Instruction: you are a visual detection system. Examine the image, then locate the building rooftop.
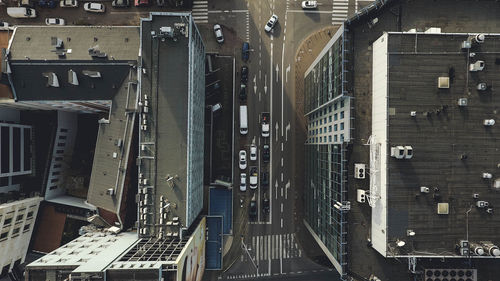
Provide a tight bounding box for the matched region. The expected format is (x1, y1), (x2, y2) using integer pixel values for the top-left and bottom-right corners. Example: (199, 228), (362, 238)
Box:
(372, 31), (500, 257)
(8, 26), (140, 61)
(6, 26), (139, 101)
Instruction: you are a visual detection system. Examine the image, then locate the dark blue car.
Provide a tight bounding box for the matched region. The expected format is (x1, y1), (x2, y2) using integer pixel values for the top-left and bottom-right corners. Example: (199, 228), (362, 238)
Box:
(39, 0), (57, 8)
(242, 42), (249, 62)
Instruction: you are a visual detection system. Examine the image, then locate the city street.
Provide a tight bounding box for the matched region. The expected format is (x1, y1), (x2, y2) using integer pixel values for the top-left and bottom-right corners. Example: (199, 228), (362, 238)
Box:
(202, 0), (359, 280)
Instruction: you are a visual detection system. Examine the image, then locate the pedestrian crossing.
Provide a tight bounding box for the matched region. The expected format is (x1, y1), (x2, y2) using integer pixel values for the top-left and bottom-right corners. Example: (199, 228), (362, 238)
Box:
(192, 0), (208, 24)
(241, 233), (302, 262)
(332, 0), (349, 25)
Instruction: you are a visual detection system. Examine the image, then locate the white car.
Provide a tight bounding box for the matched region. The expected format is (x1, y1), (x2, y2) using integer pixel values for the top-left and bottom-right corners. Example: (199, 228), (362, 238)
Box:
(239, 150), (247, 170)
(45, 18), (65, 25)
(264, 14), (278, 32)
(249, 167), (258, 189)
(250, 144), (257, 161)
(213, 24), (224, 44)
(240, 173), (247, 192)
(84, 2), (105, 12)
(301, 0), (317, 9)
(483, 119), (495, 126)
(60, 0), (78, 7)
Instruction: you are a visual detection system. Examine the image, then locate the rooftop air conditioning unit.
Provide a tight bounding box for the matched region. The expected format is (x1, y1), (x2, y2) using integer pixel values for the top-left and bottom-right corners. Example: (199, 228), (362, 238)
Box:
(159, 26), (175, 38)
(481, 242), (500, 256)
(460, 248), (470, 256)
(477, 83), (487, 91)
(470, 243), (485, 255)
(116, 139), (123, 148)
(494, 178), (500, 189)
(457, 98), (468, 106)
(473, 33), (485, 43)
(476, 201), (488, 208)
(459, 240), (469, 248)
(354, 163), (366, 179)
(438, 77), (450, 88)
(410, 111), (417, 117)
(461, 40), (472, 49)
(404, 146), (413, 159)
(482, 172), (492, 179)
(357, 189), (366, 203)
(483, 119), (495, 126)
(143, 179), (148, 186)
(469, 60), (485, 71)
(106, 188), (115, 196)
(391, 146), (405, 159)
(420, 186), (430, 193)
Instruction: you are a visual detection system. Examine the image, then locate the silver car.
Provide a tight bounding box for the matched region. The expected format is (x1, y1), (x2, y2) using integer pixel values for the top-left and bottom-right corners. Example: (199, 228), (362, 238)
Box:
(239, 150), (247, 170)
(265, 14), (278, 32)
(214, 24), (224, 43)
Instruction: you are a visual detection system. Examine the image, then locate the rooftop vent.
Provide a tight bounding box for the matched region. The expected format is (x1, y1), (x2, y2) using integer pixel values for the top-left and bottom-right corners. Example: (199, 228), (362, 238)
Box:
(88, 46), (107, 58)
(391, 146), (405, 159)
(82, 70), (101, 78)
(42, 72), (60, 87)
(469, 60), (485, 72)
(354, 163), (366, 179)
(457, 98), (468, 107)
(403, 146), (413, 159)
(477, 82), (487, 91)
(51, 37), (63, 48)
(461, 40), (472, 49)
(473, 33), (485, 44)
(68, 69), (79, 85)
(438, 77), (449, 88)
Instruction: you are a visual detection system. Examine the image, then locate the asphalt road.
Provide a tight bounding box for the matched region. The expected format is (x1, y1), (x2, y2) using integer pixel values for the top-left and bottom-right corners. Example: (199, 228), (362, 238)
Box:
(205, 0), (356, 280)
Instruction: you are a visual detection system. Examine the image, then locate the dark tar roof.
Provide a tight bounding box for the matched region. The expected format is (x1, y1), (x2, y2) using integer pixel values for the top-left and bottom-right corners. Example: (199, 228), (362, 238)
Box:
(385, 32), (500, 255)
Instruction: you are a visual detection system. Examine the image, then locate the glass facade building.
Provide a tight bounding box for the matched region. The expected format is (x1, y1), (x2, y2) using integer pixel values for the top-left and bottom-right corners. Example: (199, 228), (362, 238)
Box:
(303, 25), (350, 277)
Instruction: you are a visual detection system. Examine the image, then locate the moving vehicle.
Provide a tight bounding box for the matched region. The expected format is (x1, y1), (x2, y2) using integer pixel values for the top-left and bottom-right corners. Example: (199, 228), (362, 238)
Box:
(301, 0), (317, 9)
(239, 84), (247, 101)
(134, 0), (148, 6)
(45, 18), (65, 25)
(261, 112), (270, 137)
(112, 0), (129, 7)
(263, 144), (270, 163)
(261, 171), (269, 188)
(265, 14), (278, 32)
(250, 144), (257, 161)
(239, 150), (247, 170)
(240, 105), (248, 135)
(7, 7), (37, 18)
(249, 200), (257, 220)
(263, 196), (270, 214)
(240, 173), (247, 192)
(213, 24), (224, 43)
(59, 0), (77, 7)
(84, 2), (105, 12)
(39, 0), (57, 8)
(242, 42), (250, 61)
(240, 66), (248, 84)
(249, 167), (258, 189)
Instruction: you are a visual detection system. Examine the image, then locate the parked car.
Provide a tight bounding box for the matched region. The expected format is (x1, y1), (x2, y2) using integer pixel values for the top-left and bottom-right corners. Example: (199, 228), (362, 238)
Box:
(239, 150), (247, 170)
(7, 7), (36, 18)
(240, 173), (247, 192)
(59, 0), (77, 7)
(84, 2), (105, 12)
(261, 112), (270, 138)
(250, 144), (257, 161)
(249, 167), (258, 189)
(45, 18), (65, 25)
(263, 196), (270, 214)
(39, 0), (57, 8)
(112, 0), (129, 7)
(301, 0), (317, 9)
(265, 14), (278, 32)
(0, 22), (10, 31)
(261, 171), (269, 188)
(241, 66), (248, 84)
(239, 84), (247, 101)
(213, 24), (224, 43)
(249, 200), (257, 220)
(263, 144), (270, 163)
(242, 42), (250, 61)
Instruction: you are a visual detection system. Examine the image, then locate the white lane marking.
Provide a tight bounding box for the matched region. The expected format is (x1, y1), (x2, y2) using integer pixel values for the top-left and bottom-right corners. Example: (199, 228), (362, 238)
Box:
(286, 9), (333, 13)
(281, 142), (283, 151)
(285, 122), (291, 141)
(286, 64), (290, 83)
(275, 64), (279, 82)
(281, 42), (285, 137)
(281, 157), (283, 166)
(285, 180), (290, 199)
(281, 186), (283, 197)
(280, 234), (283, 273)
(281, 203), (283, 212)
(281, 172), (283, 182)
(281, 218), (283, 229)
(275, 180), (278, 200)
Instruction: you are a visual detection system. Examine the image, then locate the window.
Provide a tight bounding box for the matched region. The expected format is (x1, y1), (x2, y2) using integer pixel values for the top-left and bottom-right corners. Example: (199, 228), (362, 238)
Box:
(58, 135), (67, 140)
(340, 100), (344, 108)
(27, 211), (33, 219)
(319, 128), (322, 134)
(53, 164), (61, 169)
(60, 128), (68, 132)
(50, 178), (59, 183)
(49, 185), (57, 190)
(329, 126), (332, 132)
(320, 119), (322, 125)
(3, 218), (12, 226)
(329, 116), (332, 122)
(329, 105), (332, 112)
(52, 171), (60, 176)
(16, 214), (23, 222)
(12, 228), (20, 237)
(56, 150), (64, 154)
(324, 136), (326, 142)
(55, 157), (63, 161)
(334, 124), (338, 131)
(0, 232), (8, 240)
(341, 134), (344, 142)
(334, 135), (338, 142)
(329, 136), (332, 142)
(334, 113), (338, 121)
(23, 224), (30, 232)
(324, 118), (327, 123)
(340, 122), (344, 130)
(57, 143), (65, 147)
(319, 137), (322, 143)
(334, 103), (337, 110)
(340, 111), (344, 119)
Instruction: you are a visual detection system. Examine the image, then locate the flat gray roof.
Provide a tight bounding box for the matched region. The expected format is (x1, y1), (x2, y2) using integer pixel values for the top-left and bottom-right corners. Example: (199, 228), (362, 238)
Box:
(9, 26), (140, 61)
(87, 68), (137, 214)
(384, 32), (500, 255)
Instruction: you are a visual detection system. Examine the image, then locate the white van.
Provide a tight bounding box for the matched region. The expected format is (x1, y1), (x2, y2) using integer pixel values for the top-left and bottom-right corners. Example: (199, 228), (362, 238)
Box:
(7, 7), (36, 18)
(240, 105), (248, 135)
